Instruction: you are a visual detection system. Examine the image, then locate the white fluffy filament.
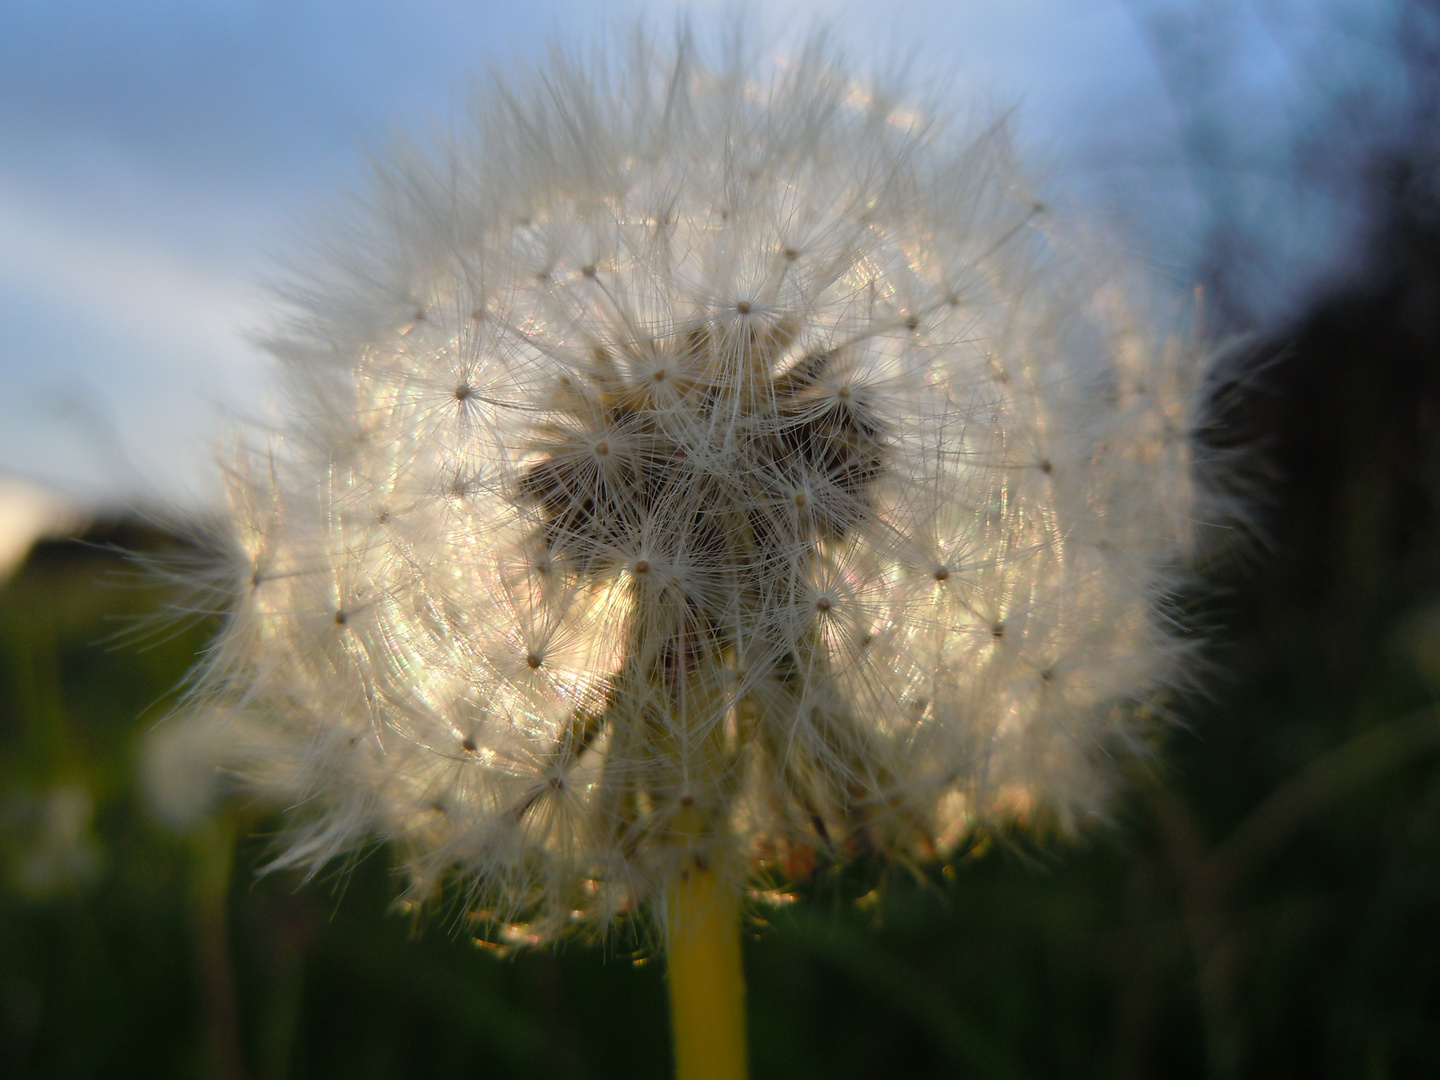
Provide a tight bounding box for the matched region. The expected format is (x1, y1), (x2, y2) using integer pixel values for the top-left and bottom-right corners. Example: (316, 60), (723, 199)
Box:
(184, 34), (1203, 941)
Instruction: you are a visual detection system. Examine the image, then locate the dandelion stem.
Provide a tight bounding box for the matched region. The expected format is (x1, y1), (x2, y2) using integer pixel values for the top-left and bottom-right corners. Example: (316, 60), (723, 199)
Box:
(665, 861), (748, 1080)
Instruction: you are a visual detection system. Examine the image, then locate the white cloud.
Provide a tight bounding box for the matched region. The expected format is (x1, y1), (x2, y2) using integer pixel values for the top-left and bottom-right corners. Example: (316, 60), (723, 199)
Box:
(0, 177), (271, 506)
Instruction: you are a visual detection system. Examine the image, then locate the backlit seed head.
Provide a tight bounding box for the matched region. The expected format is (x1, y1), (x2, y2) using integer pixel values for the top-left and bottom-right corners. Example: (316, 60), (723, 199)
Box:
(180, 32), (1210, 942)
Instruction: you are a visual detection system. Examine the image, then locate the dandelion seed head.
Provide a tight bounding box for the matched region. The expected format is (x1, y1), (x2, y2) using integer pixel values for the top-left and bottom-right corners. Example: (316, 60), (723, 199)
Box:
(183, 33), (1209, 939)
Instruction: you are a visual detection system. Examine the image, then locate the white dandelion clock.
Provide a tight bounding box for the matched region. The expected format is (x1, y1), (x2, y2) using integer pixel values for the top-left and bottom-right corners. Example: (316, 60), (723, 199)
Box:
(179, 33), (1207, 1079)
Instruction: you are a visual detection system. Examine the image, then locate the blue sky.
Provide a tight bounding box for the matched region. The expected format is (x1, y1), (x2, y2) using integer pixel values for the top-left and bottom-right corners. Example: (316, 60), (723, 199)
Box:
(0, 0), (1387, 507)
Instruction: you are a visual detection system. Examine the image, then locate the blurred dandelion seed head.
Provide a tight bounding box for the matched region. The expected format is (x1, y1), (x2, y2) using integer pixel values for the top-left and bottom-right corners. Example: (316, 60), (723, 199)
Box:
(178, 34), (1205, 939)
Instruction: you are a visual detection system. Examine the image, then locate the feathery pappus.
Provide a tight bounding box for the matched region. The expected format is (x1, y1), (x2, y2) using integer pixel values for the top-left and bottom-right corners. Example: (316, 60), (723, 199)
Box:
(175, 32), (1207, 942)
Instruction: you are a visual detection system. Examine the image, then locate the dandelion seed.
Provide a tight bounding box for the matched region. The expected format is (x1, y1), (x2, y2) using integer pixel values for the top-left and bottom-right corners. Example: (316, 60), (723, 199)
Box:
(177, 30), (1210, 1080)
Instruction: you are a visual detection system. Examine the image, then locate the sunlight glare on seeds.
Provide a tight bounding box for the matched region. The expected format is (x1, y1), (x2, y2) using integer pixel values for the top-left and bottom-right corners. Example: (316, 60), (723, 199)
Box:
(176, 31), (1210, 940)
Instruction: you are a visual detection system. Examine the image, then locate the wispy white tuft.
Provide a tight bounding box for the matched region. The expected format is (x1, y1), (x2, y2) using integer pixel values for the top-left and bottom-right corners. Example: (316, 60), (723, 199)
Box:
(175, 32), (1210, 941)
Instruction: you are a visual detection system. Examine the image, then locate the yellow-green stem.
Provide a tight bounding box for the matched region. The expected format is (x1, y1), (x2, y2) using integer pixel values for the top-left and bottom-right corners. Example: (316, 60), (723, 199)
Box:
(665, 862), (748, 1080)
